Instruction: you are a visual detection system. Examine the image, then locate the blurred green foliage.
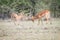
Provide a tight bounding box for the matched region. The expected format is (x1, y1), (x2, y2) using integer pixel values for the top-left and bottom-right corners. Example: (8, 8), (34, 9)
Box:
(0, 0), (60, 17)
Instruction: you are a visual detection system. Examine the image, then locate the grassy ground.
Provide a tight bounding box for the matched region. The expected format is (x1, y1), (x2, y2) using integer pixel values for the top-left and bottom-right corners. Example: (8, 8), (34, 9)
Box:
(0, 18), (60, 40)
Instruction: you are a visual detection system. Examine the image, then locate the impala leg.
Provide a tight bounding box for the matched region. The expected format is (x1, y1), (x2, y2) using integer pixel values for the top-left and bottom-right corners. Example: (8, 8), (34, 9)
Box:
(38, 19), (41, 25)
(11, 20), (16, 25)
(15, 19), (20, 25)
(49, 18), (52, 24)
(11, 16), (16, 25)
(38, 18), (43, 25)
(14, 21), (16, 25)
(32, 20), (34, 23)
(11, 17), (16, 25)
(12, 19), (19, 25)
(45, 18), (48, 24)
(17, 20), (20, 25)
(14, 21), (20, 25)
(45, 14), (49, 24)
(41, 18), (43, 25)
(45, 17), (52, 24)
(31, 18), (35, 23)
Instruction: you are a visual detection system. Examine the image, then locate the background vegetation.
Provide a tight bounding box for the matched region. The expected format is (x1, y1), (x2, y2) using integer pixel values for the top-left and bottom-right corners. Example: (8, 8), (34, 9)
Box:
(0, 0), (60, 18)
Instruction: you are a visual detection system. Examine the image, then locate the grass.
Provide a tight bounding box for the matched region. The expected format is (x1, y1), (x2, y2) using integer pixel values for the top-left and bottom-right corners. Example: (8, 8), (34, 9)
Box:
(0, 18), (60, 40)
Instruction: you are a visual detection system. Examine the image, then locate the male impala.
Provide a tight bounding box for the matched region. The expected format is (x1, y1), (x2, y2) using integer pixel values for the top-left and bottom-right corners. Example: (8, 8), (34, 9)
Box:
(31, 10), (51, 24)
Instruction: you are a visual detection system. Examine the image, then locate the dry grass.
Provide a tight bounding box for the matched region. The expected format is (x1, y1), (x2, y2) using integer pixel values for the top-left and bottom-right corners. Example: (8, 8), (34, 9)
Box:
(0, 18), (60, 40)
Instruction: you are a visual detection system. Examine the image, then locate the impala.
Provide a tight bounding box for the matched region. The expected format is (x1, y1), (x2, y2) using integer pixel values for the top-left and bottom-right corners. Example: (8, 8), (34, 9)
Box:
(31, 10), (51, 25)
(11, 12), (24, 25)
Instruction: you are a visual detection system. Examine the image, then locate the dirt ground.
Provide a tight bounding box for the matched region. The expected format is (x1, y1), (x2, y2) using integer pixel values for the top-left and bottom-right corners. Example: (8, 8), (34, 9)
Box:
(0, 18), (60, 40)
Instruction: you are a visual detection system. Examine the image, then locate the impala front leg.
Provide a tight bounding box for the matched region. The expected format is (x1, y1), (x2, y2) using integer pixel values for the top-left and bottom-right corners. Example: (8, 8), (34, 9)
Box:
(45, 18), (48, 24)
(38, 18), (41, 25)
(48, 18), (52, 24)
(32, 19), (34, 23)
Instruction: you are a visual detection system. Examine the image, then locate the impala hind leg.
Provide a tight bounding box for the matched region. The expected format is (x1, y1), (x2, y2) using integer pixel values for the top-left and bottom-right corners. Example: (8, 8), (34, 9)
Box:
(49, 18), (52, 24)
(14, 21), (20, 25)
(31, 19), (35, 23)
(45, 18), (52, 24)
(14, 21), (17, 25)
(38, 19), (40, 25)
(12, 20), (17, 25)
(12, 20), (20, 25)
(14, 20), (20, 25)
(46, 18), (48, 24)
(38, 19), (43, 25)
